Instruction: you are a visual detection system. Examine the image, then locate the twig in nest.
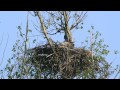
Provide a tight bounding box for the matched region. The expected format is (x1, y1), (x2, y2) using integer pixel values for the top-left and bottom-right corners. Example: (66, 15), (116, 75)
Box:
(46, 53), (54, 58)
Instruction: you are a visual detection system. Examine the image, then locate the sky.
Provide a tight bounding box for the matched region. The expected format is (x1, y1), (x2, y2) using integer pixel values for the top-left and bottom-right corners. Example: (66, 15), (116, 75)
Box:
(0, 11), (120, 78)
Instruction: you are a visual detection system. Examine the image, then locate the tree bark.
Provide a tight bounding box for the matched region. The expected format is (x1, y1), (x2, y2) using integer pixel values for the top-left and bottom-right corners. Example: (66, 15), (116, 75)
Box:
(63, 11), (73, 43)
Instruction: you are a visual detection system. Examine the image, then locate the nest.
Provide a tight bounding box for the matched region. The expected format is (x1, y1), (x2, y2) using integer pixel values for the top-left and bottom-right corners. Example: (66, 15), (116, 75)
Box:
(26, 42), (101, 79)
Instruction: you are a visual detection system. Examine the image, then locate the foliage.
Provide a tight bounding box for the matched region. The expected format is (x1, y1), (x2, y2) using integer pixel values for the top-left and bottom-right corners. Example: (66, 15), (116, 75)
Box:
(1, 11), (119, 79)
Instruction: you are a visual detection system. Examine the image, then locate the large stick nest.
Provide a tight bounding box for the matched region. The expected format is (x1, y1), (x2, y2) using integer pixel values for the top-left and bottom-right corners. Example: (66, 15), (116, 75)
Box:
(26, 42), (105, 79)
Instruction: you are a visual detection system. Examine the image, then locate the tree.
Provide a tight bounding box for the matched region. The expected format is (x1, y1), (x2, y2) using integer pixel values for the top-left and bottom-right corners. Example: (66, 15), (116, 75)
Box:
(3, 11), (119, 79)
(0, 33), (9, 79)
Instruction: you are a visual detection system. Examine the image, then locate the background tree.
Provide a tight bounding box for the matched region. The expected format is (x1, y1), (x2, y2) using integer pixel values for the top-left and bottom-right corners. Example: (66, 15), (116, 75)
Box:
(2, 11), (120, 79)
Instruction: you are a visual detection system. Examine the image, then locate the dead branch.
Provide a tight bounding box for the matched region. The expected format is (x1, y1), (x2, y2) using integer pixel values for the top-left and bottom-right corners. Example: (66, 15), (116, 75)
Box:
(63, 11), (73, 43)
(0, 33), (9, 66)
(34, 11), (55, 53)
(70, 11), (87, 30)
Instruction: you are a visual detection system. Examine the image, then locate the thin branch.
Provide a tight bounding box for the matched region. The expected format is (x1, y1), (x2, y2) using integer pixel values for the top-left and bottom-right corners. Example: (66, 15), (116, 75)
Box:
(28, 11), (35, 17)
(0, 33), (9, 66)
(114, 67), (120, 79)
(27, 35), (41, 37)
(70, 11), (87, 30)
(37, 11), (53, 45)
(31, 20), (40, 33)
(34, 11), (56, 54)
(90, 29), (93, 59)
(0, 33), (4, 47)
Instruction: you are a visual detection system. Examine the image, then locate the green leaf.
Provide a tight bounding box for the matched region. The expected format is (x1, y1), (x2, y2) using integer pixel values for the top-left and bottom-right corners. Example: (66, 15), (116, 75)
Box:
(81, 26), (83, 29)
(88, 30), (90, 32)
(91, 25), (94, 29)
(85, 39), (88, 42)
(20, 32), (23, 38)
(28, 29), (32, 32)
(17, 26), (22, 30)
(33, 39), (36, 43)
(114, 50), (119, 54)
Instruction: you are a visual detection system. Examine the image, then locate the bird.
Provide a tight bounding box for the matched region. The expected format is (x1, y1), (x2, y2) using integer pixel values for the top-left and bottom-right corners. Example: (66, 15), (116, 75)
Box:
(58, 41), (74, 48)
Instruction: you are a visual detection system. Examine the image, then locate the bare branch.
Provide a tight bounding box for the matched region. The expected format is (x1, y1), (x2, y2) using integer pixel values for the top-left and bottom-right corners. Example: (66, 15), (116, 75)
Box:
(114, 67), (120, 79)
(70, 11), (87, 30)
(37, 12), (53, 45)
(25, 12), (29, 54)
(28, 11), (35, 17)
(0, 33), (4, 47)
(34, 11), (56, 54)
(0, 33), (9, 66)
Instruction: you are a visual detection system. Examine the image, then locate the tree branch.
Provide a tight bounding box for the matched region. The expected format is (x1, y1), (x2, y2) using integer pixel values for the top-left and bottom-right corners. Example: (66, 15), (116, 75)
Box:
(63, 11), (72, 42)
(0, 33), (9, 66)
(34, 11), (55, 53)
(70, 11), (87, 30)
